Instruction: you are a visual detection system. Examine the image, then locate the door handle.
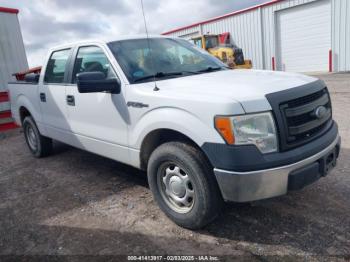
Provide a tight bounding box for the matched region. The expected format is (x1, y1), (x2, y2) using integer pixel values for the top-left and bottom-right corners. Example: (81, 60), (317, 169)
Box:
(40, 93), (46, 102)
(66, 95), (75, 106)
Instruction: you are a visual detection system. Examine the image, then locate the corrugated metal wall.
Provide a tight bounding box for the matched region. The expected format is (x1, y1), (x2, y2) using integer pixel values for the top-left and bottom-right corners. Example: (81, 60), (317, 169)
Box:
(165, 0), (350, 72)
(169, 26), (201, 38)
(261, 0), (322, 70)
(332, 0), (350, 72)
(0, 12), (28, 92)
(201, 9), (264, 69)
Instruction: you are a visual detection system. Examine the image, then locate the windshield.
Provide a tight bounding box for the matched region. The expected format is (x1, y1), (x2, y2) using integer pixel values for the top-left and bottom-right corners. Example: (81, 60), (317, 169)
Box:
(205, 36), (219, 49)
(108, 38), (227, 84)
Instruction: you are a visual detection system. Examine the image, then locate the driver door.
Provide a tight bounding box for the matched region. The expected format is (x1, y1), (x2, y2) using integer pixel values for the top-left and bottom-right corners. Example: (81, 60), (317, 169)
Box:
(65, 45), (130, 164)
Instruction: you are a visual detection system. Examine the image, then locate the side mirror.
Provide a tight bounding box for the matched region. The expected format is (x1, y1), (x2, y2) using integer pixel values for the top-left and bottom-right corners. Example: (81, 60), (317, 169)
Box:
(25, 73), (40, 84)
(76, 71), (121, 94)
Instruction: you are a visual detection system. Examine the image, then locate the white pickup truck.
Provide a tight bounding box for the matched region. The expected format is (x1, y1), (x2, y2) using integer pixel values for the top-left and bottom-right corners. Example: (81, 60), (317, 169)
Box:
(9, 36), (340, 229)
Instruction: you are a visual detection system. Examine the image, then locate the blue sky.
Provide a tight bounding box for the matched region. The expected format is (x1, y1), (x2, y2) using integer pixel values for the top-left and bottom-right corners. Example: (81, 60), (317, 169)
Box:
(1, 0), (271, 66)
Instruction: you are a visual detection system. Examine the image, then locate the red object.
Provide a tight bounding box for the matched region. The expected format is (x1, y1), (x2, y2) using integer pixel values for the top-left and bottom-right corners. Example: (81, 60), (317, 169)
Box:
(0, 111), (18, 132)
(0, 111), (11, 119)
(0, 91), (9, 103)
(0, 93), (18, 131)
(218, 32), (230, 44)
(162, 0), (282, 35)
(0, 122), (18, 132)
(272, 57), (276, 71)
(329, 49), (332, 73)
(0, 7), (19, 14)
(14, 66), (42, 81)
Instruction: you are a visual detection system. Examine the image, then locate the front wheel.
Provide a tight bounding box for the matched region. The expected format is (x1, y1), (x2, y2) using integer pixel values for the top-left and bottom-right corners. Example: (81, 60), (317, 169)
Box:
(23, 116), (52, 158)
(147, 142), (223, 229)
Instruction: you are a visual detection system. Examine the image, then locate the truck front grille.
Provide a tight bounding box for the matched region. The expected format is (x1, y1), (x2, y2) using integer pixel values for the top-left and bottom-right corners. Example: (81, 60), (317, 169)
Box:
(266, 81), (333, 151)
(280, 88), (332, 147)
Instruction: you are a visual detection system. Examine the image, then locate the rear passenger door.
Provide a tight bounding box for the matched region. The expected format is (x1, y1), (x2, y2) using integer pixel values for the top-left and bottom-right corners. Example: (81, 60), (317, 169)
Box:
(65, 45), (130, 164)
(38, 48), (72, 142)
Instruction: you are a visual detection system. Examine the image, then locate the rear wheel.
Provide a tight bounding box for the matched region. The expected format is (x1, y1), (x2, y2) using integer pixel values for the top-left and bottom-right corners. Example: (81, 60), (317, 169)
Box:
(23, 116), (52, 158)
(147, 142), (223, 229)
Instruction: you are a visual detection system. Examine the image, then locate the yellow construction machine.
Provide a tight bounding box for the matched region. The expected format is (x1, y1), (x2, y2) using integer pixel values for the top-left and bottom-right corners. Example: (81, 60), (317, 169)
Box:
(191, 33), (252, 69)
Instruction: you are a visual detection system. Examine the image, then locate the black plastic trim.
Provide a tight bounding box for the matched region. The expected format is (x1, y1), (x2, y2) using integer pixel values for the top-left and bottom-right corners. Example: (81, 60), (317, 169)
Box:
(288, 109), (331, 135)
(284, 93), (328, 117)
(8, 82), (37, 85)
(265, 80), (331, 151)
(202, 121), (338, 172)
(287, 162), (321, 191)
(288, 142), (340, 191)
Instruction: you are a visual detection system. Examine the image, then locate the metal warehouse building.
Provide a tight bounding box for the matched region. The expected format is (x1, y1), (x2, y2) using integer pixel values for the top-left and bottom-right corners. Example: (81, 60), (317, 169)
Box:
(0, 6), (28, 112)
(162, 0), (350, 73)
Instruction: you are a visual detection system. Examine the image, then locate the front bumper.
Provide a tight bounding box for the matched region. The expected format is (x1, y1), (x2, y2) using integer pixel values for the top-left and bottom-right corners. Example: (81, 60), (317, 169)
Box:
(213, 134), (341, 202)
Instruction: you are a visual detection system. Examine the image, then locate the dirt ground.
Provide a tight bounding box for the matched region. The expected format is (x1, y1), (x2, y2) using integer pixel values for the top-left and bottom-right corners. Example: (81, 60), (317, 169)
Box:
(0, 73), (349, 261)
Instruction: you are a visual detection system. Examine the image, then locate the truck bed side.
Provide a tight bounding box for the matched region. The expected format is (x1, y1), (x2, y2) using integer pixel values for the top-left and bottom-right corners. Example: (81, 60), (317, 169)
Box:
(8, 82), (42, 128)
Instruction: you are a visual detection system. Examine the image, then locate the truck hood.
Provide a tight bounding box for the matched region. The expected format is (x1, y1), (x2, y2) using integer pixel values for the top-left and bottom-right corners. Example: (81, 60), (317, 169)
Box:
(154, 69), (320, 113)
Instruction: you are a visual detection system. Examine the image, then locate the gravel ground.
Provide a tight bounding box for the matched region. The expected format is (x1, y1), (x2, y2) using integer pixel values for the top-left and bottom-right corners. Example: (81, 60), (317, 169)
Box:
(0, 73), (349, 261)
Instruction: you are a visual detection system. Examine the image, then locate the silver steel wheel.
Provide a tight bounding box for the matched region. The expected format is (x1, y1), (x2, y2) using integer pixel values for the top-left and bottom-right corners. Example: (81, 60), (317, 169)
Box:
(26, 125), (38, 151)
(157, 163), (195, 213)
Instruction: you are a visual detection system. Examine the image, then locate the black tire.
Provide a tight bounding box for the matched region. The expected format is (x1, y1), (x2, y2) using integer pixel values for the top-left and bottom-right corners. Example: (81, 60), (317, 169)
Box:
(147, 142), (223, 229)
(23, 116), (52, 158)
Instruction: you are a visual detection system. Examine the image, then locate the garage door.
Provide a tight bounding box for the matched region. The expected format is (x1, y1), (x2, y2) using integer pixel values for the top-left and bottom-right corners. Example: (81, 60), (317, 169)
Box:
(276, 0), (331, 72)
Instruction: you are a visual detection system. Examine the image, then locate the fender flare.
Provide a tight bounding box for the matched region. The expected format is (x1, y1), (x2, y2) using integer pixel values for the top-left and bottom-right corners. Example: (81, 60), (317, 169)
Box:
(130, 107), (224, 150)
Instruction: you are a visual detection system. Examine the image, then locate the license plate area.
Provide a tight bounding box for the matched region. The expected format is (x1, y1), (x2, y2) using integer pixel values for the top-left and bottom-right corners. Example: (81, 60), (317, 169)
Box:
(319, 149), (337, 176)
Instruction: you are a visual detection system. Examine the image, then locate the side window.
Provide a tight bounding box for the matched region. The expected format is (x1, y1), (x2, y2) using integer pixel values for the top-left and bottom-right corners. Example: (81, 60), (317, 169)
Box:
(72, 46), (116, 83)
(193, 38), (202, 48)
(44, 49), (71, 84)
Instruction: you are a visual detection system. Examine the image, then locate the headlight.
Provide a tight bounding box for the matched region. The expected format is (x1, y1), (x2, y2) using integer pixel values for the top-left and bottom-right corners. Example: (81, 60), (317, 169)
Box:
(214, 112), (278, 153)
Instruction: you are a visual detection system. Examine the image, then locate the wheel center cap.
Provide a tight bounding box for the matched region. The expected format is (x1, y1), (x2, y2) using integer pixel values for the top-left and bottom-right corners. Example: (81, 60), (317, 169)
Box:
(169, 176), (185, 197)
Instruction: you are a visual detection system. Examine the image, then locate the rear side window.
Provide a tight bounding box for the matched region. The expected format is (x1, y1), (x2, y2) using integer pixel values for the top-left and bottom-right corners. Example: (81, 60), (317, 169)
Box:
(44, 49), (71, 84)
(72, 46), (116, 83)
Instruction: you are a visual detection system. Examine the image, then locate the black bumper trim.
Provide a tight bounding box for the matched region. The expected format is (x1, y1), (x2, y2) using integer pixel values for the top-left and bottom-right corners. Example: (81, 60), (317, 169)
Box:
(288, 142), (340, 191)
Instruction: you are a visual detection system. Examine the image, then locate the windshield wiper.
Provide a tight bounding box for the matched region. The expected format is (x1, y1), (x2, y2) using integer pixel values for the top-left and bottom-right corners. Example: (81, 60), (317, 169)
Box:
(133, 67), (225, 82)
(180, 70), (201, 75)
(197, 66), (224, 73)
(134, 72), (183, 82)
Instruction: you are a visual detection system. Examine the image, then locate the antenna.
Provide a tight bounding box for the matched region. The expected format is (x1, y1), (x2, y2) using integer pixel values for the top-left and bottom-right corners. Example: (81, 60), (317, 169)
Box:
(140, 0), (159, 91)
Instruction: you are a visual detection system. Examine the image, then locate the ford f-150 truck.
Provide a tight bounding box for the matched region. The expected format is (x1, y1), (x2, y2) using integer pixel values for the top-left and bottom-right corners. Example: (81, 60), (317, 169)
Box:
(8, 36), (340, 229)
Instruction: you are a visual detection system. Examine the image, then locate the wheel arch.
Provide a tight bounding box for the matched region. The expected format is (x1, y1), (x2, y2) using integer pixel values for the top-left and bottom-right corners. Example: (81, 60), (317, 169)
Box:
(139, 128), (212, 171)
(19, 106), (32, 124)
(15, 94), (40, 125)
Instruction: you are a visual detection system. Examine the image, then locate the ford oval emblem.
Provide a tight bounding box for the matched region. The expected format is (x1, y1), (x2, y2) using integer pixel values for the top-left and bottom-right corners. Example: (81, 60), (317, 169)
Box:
(315, 106), (327, 119)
